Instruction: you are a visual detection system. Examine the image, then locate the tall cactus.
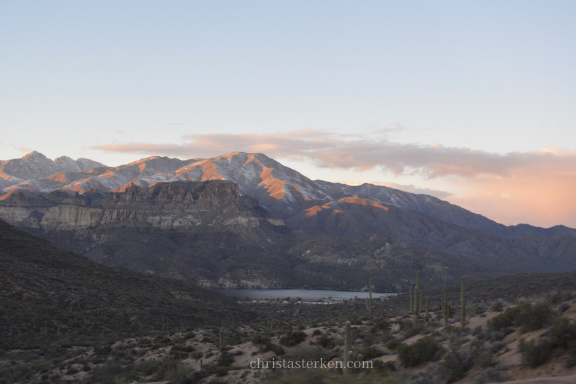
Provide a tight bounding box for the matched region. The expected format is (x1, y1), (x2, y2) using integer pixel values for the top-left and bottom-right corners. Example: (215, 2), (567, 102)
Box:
(267, 314), (273, 335)
(425, 296), (429, 324)
(343, 321), (364, 374)
(365, 279), (373, 322)
(344, 321), (352, 374)
(409, 286), (414, 314)
(461, 276), (466, 328)
(219, 322), (227, 349)
(410, 271), (421, 327)
(441, 286), (451, 324)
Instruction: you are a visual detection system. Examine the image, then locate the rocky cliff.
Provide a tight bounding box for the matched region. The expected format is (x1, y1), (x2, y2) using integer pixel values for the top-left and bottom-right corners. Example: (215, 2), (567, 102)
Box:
(0, 180), (505, 291)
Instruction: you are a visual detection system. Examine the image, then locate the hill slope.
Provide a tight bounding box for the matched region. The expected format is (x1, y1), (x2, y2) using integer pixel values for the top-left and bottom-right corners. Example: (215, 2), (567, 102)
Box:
(0, 218), (253, 349)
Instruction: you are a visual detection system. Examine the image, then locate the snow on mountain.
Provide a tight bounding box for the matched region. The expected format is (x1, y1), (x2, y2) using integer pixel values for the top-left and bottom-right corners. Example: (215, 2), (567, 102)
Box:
(168, 152), (331, 215)
(0, 151), (107, 191)
(1, 151), (574, 237)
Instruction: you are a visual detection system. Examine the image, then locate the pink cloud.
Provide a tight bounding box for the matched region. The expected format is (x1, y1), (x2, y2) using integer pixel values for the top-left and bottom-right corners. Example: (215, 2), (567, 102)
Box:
(93, 130), (576, 227)
(93, 130), (576, 179)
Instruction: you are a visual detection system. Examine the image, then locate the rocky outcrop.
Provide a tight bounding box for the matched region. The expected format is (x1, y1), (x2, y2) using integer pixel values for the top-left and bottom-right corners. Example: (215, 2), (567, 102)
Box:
(41, 206), (104, 228)
(0, 180), (280, 232)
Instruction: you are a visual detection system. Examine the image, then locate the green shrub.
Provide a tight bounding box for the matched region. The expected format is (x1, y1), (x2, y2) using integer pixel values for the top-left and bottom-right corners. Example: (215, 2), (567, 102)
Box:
(316, 335), (336, 349)
(252, 334), (270, 345)
(217, 351), (235, 367)
(518, 338), (553, 368)
(398, 337), (442, 367)
(491, 301), (504, 312)
(164, 364), (194, 384)
(280, 331), (307, 347)
(551, 317), (576, 348)
(373, 360), (396, 373)
(476, 368), (508, 384)
(490, 303), (552, 332)
(360, 346), (384, 360)
(215, 366), (229, 376)
(514, 303), (553, 332)
(387, 341), (401, 350)
(441, 347), (474, 383)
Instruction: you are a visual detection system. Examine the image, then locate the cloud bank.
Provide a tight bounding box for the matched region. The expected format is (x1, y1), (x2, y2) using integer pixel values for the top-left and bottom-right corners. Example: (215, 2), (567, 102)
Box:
(93, 130), (576, 228)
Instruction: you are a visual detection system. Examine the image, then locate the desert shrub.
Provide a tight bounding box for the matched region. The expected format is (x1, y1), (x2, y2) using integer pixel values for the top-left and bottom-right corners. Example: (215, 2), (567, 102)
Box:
(546, 290), (574, 305)
(164, 364), (194, 384)
(258, 340), (285, 355)
(475, 328), (509, 343)
(474, 349), (495, 369)
(360, 346), (384, 360)
(405, 363), (446, 384)
(93, 344), (112, 355)
(557, 302), (570, 315)
(387, 341), (402, 351)
(350, 317), (362, 325)
(283, 346), (334, 366)
(373, 319), (390, 332)
(373, 360), (396, 373)
(490, 301), (504, 312)
(252, 334), (270, 345)
(551, 317), (576, 348)
(270, 344), (285, 356)
(316, 335), (336, 349)
(514, 303), (553, 332)
(441, 346), (475, 383)
(90, 362), (123, 382)
(476, 368), (508, 384)
(312, 329), (322, 336)
(214, 366), (229, 376)
(217, 351), (235, 367)
(518, 338), (553, 368)
(398, 337), (442, 367)
(400, 321), (425, 338)
(474, 306), (487, 315)
(280, 331), (307, 347)
(487, 341), (506, 354)
(489, 302), (552, 332)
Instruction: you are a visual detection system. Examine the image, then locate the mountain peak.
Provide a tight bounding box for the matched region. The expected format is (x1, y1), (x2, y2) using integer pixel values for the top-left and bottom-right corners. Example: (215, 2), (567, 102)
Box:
(23, 151), (47, 161)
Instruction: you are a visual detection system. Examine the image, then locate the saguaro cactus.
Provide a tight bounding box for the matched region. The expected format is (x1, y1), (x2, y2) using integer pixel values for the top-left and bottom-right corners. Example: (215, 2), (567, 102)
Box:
(441, 287), (451, 324)
(425, 296), (429, 324)
(267, 314), (273, 335)
(219, 322), (227, 349)
(344, 321), (352, 374)
(410, 271), (421, 327)
(365, 279), (373, 322)
(461, 276), (466, 328)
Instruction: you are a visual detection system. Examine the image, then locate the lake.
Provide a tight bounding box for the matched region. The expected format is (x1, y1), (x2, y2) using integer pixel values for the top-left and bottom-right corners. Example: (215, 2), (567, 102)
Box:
(214, 288), (396, 301)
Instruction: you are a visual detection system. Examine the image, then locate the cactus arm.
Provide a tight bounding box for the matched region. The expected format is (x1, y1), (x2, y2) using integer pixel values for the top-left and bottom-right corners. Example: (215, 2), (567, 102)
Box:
(461, 276), (466, 328)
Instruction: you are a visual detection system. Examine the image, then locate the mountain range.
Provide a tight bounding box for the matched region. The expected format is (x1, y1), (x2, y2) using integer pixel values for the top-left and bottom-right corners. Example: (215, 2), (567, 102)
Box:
(1, 151), (576, 290)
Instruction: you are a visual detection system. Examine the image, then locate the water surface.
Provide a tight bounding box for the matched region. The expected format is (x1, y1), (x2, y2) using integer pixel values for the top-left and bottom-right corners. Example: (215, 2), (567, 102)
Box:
(215, 289), (396, 301)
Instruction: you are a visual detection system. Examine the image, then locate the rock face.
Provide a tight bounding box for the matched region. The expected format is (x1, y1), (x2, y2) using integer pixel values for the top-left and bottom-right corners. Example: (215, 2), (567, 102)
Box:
(0, 180), (508, 291)
(0, 180), (269, 232)
(2, 180), (576, 291)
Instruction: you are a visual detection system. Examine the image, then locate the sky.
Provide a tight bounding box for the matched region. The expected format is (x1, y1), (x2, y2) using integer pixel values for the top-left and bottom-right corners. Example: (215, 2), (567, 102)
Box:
(1, 1), (575, 228)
